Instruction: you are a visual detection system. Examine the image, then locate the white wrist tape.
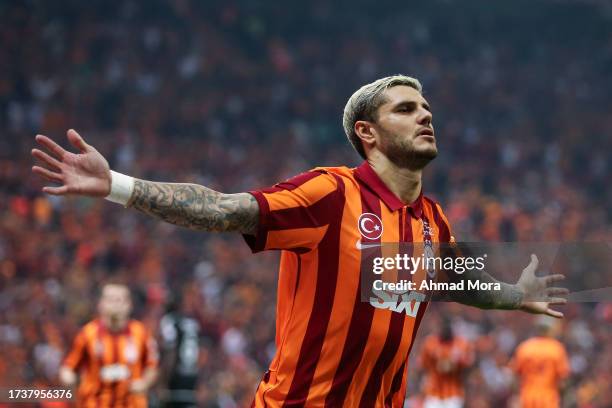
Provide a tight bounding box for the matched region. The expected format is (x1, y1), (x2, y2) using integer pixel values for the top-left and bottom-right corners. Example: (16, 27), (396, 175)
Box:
(105, 170), (135, 206)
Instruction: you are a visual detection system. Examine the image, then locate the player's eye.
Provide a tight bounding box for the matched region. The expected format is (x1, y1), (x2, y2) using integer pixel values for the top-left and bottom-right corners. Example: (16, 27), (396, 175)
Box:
(396, 102), (417, 113)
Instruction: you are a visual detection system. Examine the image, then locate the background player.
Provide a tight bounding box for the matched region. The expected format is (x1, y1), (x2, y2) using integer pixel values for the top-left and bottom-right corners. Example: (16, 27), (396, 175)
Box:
(158, 294), (202, 408)
(419, 317), (473, 408)
(510, 316), (570, 408)
(59, 282), (158, 408)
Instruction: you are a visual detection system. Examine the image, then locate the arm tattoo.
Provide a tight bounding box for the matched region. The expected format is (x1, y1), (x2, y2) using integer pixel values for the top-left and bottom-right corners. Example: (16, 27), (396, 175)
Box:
(439, 244), (523, 310)
(127, 179), (259, 235)
(449, 268), (523, 310)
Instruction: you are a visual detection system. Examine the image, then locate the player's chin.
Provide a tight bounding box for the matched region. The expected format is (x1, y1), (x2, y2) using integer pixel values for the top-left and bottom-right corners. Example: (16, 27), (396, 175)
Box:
(415, 145), (438, 160)
(401, 148), (438, 170)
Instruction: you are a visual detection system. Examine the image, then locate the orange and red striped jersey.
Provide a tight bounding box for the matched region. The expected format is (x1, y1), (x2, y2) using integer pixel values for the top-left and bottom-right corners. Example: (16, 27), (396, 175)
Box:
(244, 162), (454, 407)
(511, 337), (570, 408)
(419, 335), (473, 399)
(62, 319), (158, 408)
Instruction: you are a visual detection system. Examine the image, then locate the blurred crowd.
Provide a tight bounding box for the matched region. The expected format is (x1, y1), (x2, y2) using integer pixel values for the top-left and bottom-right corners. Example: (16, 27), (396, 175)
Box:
(1, 0), (611, 407)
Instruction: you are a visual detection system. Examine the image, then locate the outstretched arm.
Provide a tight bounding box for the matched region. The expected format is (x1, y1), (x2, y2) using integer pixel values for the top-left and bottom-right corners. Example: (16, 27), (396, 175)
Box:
(441, 245), (568, 318)
(128, 181), (258, 234)
(32, 129), (259, 235)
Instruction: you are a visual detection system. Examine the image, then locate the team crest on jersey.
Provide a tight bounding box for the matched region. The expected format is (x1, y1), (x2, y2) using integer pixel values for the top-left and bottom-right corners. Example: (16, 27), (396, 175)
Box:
(357, 213), (383, 240)
(422, 219), (434, 237)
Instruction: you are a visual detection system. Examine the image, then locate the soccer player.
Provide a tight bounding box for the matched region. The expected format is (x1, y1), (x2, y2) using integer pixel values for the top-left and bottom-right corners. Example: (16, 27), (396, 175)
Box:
(159, 296), (202, 408)
(510, 317), (570, 408)
(59, 282), (158, 407)
(419, 318), (473, 408)
(34, 75), (567, 406)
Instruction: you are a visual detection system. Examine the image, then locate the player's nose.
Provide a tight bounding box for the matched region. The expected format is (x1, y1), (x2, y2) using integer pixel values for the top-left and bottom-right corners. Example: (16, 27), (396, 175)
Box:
(417, 108), (432, 127)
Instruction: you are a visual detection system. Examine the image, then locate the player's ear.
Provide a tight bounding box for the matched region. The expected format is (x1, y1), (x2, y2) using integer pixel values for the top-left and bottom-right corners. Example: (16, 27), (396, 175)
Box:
(355, 120), (376, 150)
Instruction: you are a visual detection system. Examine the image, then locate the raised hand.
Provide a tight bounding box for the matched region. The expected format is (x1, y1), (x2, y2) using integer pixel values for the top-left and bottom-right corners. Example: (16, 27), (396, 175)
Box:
(516, 254), (568, 318)
(32, 129), (112, 197)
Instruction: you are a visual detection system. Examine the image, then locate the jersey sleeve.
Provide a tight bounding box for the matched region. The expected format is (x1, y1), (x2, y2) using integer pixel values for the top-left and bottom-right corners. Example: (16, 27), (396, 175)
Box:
(142, 328), (159, 369)
(62, 329), (87, 370)
(556, 343), (570, 380)
(159, 314), (177, 350)
(457, 339), (474, 368)
(243, 170), (341, 253)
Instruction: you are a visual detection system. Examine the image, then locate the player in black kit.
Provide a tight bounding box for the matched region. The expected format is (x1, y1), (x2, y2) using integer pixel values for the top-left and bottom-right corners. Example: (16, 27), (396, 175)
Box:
(159, 296), (202, 408)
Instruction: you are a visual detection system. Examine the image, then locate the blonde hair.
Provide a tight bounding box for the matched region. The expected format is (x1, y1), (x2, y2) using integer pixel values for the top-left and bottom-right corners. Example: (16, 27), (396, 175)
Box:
(343, 75), (423, 159)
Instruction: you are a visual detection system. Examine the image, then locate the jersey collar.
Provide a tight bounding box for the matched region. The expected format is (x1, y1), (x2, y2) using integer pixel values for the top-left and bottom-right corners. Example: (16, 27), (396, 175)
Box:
(97, 318), (132, 336)
(354, 161), (423, 218)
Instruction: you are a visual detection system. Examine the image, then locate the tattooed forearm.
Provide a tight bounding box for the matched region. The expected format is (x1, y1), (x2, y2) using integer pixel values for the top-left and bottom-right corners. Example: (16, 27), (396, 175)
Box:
(127, 180), (259, 235)
(449, 269), (524, 310)
(439, 244), (524, 310)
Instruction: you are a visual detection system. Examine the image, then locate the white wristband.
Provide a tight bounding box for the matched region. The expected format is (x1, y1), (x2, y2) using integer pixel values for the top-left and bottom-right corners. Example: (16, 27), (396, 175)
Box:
(105, 170), (135, 206)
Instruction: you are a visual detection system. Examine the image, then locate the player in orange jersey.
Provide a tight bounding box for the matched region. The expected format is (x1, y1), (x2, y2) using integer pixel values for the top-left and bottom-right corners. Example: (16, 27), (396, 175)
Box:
(34, 75), (567, 407)
(419, 318), (473, 408)
(511, 317), (570, 408)
(59, 283), (158, 408)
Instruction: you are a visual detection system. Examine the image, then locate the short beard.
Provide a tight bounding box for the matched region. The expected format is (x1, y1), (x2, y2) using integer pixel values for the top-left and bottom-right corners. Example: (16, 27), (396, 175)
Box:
(381, 136), (438, 170)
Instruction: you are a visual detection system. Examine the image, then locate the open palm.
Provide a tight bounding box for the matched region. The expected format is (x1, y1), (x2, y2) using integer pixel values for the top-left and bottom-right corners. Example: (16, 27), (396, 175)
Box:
(32, 129), (111, 197)
(516, 254), (568, 318)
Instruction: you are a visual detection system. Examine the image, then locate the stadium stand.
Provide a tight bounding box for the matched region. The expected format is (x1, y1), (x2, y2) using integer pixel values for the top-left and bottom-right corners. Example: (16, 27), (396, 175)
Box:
(1, 0), (610, 406)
